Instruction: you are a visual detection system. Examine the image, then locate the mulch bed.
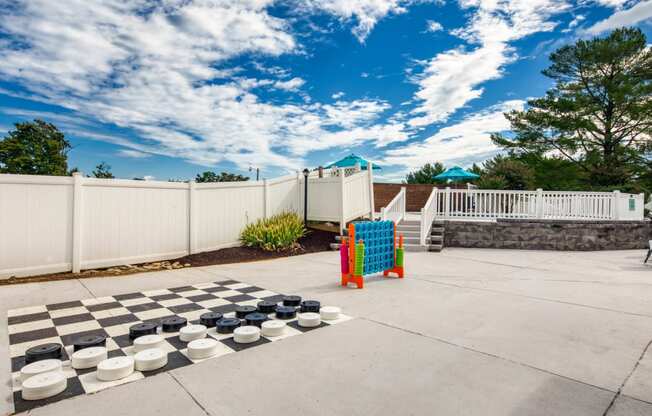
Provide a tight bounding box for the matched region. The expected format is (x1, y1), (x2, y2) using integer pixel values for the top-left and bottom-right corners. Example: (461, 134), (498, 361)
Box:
(173, 228), (336, 266)
(0, 228), (337, 286)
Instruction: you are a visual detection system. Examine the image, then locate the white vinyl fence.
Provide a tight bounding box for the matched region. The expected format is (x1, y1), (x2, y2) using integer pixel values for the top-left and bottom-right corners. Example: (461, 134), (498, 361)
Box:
(0, 169), (375, 279)
(299, 166), (375, 231)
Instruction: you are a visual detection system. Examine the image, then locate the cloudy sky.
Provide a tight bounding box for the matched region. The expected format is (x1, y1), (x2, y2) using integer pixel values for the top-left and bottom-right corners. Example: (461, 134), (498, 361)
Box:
(0, 0), (650, 181)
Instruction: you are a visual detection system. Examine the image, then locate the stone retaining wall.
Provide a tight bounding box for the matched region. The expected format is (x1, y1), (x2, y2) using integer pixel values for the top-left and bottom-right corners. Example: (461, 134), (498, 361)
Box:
(443, 219), (652, 251)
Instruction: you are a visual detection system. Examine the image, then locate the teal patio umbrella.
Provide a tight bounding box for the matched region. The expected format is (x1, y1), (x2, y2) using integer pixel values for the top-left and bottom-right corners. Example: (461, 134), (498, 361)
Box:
(434, 166), (479, 182)
(324, 154), (381, 170)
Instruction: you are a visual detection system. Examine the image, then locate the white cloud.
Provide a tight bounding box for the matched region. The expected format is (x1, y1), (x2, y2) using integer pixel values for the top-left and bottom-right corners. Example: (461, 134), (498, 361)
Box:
(408, 43), (513, 127)
(424, 20), (443, 32)
(563, 14), (586, 32)
(300, 0), (414, 42)
(119, 149), (151, 158)
(589, 0), (631, 8)
(586, 1), (652, 35)
(384, 100), (526, 169)
(409, 0), (569, 127)
(331, 91), (346, 99)
(273, 77), (306, 91)
(0, 0), (406, 170)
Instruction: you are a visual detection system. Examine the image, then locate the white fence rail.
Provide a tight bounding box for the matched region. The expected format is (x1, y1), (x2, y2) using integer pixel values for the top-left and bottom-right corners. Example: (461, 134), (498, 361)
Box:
(381, 186), (406, 224)
(0, 169), (375, 278)
(430, 188), (643, 222)
(420, 188), (439, 246)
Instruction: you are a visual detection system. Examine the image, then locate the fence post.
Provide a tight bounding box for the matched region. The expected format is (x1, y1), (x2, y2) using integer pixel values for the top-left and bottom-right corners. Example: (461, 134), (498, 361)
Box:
(536, 188), (543, 219)
(613, 190), (620, 220)
(340, 168), (346, 233)
(444, 187), (451, 218)
(188, 180), (198, 254)
(71, 172), (84, 273)
(400, 186), (406, 222)
(263, 179), (270, 219)
(367, 162), (375, 219)
(296, 171), (302, 216)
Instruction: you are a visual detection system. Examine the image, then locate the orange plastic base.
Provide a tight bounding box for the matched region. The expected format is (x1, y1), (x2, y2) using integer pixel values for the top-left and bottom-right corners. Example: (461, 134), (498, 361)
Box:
(341, 273), (364, 289)
(383, 266), (404, 278)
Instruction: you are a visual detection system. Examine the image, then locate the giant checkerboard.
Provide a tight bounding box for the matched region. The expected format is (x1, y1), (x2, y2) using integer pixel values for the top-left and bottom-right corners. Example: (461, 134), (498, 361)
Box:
(7, 278), (350, 413)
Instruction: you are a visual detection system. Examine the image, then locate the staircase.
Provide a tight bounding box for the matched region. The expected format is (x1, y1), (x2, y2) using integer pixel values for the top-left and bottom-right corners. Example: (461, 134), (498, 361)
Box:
(330, 186), (446, 252)
(398, 219), (444, 252)
(329, 219), (444, 252)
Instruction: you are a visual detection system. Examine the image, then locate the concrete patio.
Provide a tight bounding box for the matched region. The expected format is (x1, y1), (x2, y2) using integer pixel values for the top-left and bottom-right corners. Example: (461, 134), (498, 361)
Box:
(2, 248), (652, 416)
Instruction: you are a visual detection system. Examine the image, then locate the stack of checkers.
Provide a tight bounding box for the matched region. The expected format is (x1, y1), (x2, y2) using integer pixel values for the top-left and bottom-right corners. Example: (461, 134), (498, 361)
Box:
(9, 279), (347, 413)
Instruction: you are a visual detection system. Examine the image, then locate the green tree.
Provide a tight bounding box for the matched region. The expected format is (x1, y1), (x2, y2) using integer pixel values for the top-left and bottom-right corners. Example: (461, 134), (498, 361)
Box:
(492, 27), (652, 188)
(0, 119), (71, 175)
(195, 171), (250, 183)
(404, 162), (445, 184)
(92, 162), (114, 179)
(477, 155), (535, 190)
(514, 153), (586, 190)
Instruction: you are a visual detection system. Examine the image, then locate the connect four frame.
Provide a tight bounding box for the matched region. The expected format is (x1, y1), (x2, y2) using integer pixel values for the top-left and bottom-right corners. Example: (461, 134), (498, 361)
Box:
(340, 220), (404, 289)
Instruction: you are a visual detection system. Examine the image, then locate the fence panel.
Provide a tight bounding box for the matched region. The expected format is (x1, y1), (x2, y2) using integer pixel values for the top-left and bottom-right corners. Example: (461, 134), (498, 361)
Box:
(267, 175), (300, 216)
(81, 179), (189, 269)
(301, 176), (341, 221)
(343, 171), (371, 222)
(195, 182), (265, 252)
(0, 175), (74, 277)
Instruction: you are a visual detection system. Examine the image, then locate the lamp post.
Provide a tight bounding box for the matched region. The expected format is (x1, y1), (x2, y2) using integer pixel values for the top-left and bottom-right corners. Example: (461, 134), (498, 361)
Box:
(249, 165), (260, 181)
(303, 168), (310, 225)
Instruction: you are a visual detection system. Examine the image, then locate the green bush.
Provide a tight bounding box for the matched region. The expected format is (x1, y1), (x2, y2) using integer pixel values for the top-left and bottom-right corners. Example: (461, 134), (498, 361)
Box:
(240, 212), (307, 251)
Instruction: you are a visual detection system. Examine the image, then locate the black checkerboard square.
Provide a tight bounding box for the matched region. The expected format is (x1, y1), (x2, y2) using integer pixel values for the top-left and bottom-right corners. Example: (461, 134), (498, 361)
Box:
(150, 293), (181, 301)
(46, 301), (83, 311)
(112, 292), (145, 301)
(8, 311), (50, 325)
(86, 301), (122, 312)
(223, 294), (255, 303)
(52, 313), (95, 326)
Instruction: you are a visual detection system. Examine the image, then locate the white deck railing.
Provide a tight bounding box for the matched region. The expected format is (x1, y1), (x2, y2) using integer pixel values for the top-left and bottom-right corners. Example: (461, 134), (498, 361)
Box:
(381, 186), (406, 223)
(432, 188), (643, 221)
(420, 188), (439, 245)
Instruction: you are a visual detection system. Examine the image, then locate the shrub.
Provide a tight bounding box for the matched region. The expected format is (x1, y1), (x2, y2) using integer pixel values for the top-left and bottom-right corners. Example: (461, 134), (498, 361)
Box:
(240, 212), (307, 251)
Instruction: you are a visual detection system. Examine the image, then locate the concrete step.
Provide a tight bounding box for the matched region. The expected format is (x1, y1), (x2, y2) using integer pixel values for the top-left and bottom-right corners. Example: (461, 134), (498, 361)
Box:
(403, 243), (427, 252)
(400, 220), (420, 226)
(403, 237), (421, 245)
(397, 231), (420, 238)
(429, 235), (443, 242)
(431, 226), (445, 234)
(397, 224), (420, 231)
(429, 244), (443, 252)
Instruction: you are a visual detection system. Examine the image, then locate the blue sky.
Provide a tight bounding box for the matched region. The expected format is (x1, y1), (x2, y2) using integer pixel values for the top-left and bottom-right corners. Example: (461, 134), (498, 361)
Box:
(0, 0), (651, 182)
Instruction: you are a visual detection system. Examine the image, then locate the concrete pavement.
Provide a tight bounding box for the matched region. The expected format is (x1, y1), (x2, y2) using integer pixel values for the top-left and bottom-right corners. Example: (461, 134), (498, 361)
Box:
(2, 248), (652, 415)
